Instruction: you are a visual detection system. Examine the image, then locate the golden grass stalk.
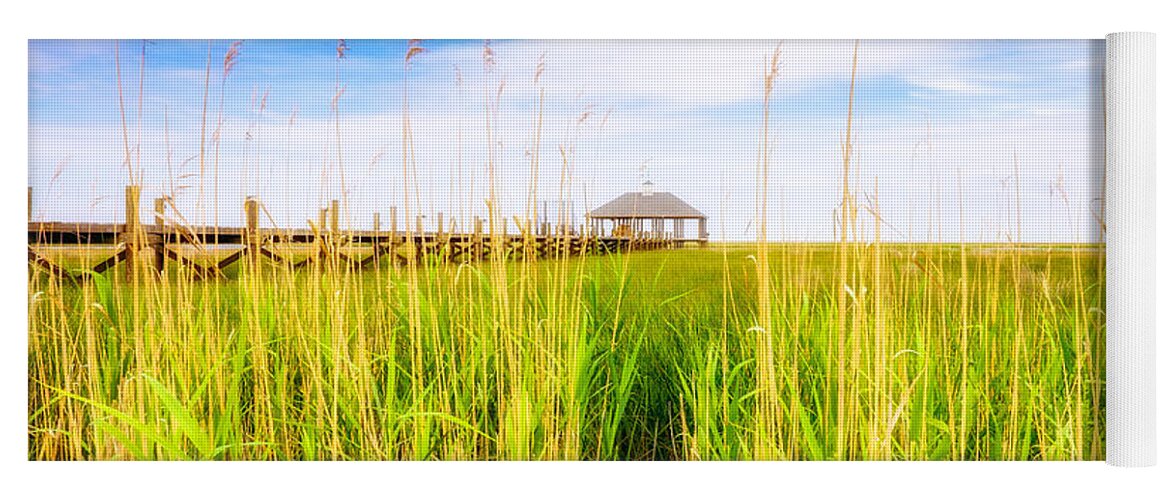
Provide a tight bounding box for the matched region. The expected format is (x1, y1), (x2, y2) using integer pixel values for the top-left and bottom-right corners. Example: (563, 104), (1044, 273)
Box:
(751, 43), (782, 460)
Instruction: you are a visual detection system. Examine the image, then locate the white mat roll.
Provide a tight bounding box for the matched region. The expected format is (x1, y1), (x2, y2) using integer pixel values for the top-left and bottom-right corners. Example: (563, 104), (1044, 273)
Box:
(1105, 31), (1156, 467)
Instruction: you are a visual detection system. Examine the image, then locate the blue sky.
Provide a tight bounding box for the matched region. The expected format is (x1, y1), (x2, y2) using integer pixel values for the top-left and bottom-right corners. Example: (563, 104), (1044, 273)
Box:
(29, 39), (1104, 242)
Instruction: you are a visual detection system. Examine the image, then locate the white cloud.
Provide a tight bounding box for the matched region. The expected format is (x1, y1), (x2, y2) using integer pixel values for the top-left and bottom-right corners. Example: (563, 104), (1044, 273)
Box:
(912, 78), (995, 95)
(409, 40), (972, 108)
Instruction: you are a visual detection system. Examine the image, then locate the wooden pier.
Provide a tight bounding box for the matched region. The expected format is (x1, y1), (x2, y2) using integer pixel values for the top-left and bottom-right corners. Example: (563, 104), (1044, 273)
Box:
(27, 187), (706, 282)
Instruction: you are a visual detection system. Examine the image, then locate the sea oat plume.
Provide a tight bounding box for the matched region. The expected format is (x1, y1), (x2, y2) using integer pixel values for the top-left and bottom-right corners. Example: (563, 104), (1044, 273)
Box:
(223, 40), (243, 79)
(534, 52), (547, 84)
(405, 39), (426, 69)
(764, 42), (782, 94)
(483, 39), (496, 72)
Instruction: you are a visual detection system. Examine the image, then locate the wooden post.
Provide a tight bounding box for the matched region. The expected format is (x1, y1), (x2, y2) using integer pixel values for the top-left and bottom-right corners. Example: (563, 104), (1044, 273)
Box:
(474, 217), (484, 261)
(524, 219), (534, 260)
(328, 199), (340, 266)
(698, 218), (708, 246)
(317, 207), (328, 257)
(413, 214), (424, 263)
(125, 186), (141, 234)
(245, 198), (259, 231)
(154, 198), (166, 227)
(388, 206), (398, 267)
(372, 211), (382, 263)
(153, 198), (167, 272)
(245, 197), (260, 267)
(437, 212), (447, 261)
(123, 185), (142, 282)
(329, 199), (340, 234)
(389, 205), (399, 245)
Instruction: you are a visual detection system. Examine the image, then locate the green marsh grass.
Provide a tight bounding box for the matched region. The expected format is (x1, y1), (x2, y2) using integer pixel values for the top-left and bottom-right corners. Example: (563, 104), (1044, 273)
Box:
(28, 244), (1105, 460)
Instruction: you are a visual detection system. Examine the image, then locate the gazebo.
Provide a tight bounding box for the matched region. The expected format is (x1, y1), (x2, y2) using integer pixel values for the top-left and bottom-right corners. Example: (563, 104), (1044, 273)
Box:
(586, 181), (708, 245)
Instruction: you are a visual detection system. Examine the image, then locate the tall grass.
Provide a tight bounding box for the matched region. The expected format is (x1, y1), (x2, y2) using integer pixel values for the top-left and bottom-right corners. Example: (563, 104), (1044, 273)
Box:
(27, 40), (1105, 461)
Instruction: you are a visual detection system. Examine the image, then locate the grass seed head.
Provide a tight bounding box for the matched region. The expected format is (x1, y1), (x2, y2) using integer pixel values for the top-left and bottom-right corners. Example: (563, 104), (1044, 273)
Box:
(223, 40), (242, 79)
(534, 52), (546, 84)
(483, 39), (496, 72)
(405, 39), (426, 69)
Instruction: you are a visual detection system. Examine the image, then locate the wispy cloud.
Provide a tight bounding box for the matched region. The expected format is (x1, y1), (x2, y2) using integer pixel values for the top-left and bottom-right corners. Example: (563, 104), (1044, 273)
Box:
(912, 77), (996, 95)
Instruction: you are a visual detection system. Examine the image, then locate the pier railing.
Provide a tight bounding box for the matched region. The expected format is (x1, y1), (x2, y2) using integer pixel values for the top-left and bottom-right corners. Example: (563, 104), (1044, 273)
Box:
(27, 186), (700, 282)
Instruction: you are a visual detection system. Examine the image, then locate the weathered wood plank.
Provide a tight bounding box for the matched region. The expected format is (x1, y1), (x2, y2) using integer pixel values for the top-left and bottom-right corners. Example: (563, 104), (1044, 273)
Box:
(162, 247), (216, 279)
(91, 246), (128, 275)
(28, 247), (75, 281)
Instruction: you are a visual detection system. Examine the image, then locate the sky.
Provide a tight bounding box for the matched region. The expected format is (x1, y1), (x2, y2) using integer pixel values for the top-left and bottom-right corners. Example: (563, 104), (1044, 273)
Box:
(28, 39), (1104, 242)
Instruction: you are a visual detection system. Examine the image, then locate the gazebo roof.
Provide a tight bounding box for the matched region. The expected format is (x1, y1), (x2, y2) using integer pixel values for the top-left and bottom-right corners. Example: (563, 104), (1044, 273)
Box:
(589, 191), (705, 219)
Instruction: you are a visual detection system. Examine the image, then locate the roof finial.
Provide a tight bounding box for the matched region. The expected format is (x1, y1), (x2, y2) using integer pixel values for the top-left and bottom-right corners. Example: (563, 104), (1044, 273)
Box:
(639, 158), (653, 196)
